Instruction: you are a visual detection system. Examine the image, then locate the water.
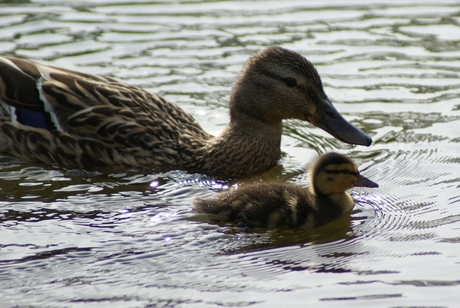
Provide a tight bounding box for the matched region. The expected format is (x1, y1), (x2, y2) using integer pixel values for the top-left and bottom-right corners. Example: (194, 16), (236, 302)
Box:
(1, 0), (460, 307)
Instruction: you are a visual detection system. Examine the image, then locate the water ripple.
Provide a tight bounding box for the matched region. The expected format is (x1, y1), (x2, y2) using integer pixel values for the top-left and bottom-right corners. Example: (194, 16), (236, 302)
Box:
(1, 1), (460, 307)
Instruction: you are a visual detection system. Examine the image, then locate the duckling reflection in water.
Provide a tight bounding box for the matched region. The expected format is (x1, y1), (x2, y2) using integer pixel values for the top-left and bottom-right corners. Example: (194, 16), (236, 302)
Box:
(194, 153), (378, 230)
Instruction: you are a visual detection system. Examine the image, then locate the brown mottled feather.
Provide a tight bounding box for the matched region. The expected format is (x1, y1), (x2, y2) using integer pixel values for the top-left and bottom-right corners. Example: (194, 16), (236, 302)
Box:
(0, 47), (370, 178)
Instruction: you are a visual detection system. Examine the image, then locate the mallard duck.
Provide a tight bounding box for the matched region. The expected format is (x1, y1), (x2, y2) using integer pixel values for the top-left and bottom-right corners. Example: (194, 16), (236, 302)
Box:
(0, 47), (371, 178)
(194, 152), (378, 229)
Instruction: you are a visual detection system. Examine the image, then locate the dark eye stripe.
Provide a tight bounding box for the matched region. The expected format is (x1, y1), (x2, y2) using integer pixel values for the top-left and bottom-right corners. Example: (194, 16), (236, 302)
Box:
(283, 77), (297, 87)
(260, 69), (299, 88)
(324, 169), (358, 176)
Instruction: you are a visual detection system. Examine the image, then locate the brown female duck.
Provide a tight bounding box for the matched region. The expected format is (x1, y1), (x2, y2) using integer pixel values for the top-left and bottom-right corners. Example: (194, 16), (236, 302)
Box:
(0, 47), (371, 178)
(194, 152), (378, 229)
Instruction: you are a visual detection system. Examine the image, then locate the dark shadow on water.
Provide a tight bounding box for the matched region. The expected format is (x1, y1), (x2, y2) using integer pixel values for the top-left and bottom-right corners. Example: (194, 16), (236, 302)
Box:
(192, 209), (366, 255)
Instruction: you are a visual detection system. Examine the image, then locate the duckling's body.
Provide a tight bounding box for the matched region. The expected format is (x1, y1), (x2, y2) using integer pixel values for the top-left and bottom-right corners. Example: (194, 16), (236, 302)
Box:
(0, 47), (371, 178)
(194, 152), (378, 229)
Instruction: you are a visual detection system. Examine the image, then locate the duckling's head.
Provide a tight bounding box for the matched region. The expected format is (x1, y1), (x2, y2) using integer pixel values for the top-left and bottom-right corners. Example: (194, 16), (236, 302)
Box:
(230, 46), (371, 146)
(308, 152), (378, 196)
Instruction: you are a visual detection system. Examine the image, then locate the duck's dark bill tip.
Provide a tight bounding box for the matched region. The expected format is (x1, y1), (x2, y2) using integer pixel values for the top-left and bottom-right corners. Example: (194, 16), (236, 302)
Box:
(363, 135), (373, 147)
(342, 133), (372, 147)
(316, 115), (372, 147)
(355, 174), (379, 188)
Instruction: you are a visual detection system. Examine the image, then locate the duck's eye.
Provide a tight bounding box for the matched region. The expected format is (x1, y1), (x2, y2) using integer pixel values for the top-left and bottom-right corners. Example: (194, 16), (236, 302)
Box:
(283, 77), (297, 87)
(324, 168), (358, 176)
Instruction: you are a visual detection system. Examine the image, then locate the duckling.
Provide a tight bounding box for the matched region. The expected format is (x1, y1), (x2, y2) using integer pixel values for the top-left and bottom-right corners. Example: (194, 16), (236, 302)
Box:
(194, 152), (378, 229)
(0, 47), (371, 178)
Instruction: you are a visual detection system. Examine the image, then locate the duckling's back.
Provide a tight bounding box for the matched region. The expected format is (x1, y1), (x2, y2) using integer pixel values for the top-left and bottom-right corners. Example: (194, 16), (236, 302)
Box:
(194, 182), (343, 229)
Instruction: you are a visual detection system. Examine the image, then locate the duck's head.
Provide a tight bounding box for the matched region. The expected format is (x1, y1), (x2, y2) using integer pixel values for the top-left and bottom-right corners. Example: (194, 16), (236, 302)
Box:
(308, 152), (378, 196)
(230, 46), (372, 146)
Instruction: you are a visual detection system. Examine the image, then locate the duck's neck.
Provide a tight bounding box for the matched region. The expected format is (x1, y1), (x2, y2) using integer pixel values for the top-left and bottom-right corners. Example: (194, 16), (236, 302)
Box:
(308, 187), (355, 227)
(190, 110), (283, 179)
(326, 192), (355, 214)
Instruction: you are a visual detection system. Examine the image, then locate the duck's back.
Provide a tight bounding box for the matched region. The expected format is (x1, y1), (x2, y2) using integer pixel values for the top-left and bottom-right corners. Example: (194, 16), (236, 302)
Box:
(195, 182), (335, 229)
(0, 56), (211, 168)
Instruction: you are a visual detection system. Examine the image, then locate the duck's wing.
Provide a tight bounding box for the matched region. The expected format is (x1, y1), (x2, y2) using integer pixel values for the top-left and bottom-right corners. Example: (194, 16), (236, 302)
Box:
(0, 56), (210, 168)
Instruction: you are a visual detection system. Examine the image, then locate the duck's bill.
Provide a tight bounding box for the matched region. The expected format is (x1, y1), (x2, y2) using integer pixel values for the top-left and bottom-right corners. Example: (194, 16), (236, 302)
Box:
(311, 97), (372, 146)
(355, 174), (379, 188)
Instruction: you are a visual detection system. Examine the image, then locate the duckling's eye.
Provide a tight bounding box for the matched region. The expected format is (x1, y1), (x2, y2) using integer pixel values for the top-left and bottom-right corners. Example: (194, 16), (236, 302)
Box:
(283, 77), (297, 88)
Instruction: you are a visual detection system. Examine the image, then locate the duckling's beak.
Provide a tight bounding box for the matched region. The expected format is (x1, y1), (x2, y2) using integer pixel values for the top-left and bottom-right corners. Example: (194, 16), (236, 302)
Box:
(310, 97), (372, 146)
(354, 174), (379, 188)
